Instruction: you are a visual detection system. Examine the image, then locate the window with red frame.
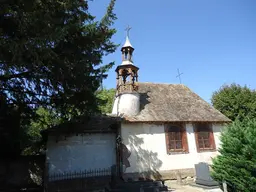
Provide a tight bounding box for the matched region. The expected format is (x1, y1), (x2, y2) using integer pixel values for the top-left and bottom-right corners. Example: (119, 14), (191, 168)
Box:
(194, 123), (216, 152)
(165, 124), (188, 153)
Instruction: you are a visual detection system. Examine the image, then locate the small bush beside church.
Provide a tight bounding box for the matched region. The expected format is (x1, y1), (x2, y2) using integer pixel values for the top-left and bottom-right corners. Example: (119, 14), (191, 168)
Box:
(211, 119), (256, 192)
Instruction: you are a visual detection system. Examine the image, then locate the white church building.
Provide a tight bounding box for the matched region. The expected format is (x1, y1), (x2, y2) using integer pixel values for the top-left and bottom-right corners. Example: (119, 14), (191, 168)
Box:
(44, 31), (230, 181)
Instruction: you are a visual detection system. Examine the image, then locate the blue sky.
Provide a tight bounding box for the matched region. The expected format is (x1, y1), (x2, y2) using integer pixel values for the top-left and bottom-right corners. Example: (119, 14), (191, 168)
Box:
(89, 0), (256, 103)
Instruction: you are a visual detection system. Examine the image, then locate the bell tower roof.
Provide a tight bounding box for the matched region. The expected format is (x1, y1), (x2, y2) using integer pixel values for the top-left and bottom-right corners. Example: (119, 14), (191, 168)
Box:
(122, 36), (133, 48)
(122, 25), (133, 49)
(120, 25), (135, 66)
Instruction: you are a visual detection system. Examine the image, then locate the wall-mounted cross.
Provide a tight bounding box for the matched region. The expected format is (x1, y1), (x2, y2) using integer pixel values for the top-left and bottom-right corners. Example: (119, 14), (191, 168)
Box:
(176, 68), (184, 84)
(125, 25), (132, 37)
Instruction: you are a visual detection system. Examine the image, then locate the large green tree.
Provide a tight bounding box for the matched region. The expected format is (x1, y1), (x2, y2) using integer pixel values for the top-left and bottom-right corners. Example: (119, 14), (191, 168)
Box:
(0, 0), (117, 119)
(96, 88), (116, 114)
(211, 120), (256, 192)
(0, 0), (117, 156)
(211, 83), (256, 122)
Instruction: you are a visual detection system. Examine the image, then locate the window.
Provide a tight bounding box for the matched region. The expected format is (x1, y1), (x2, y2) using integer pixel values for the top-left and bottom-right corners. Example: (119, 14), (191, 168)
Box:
(194, 123), (216, 152)
(165, 124), (188, 153)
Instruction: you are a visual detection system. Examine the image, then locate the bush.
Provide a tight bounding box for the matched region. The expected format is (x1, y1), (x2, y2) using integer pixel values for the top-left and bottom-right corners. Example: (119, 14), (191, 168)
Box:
(211, 120), (256, 192)
(211, 83), (256, 122)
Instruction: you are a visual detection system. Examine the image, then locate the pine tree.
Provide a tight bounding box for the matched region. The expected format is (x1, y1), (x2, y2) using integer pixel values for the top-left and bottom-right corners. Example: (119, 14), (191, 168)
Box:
(0, 0), (117, 155)
(211, 120), (256, 192)
(0, 0), (117, 119)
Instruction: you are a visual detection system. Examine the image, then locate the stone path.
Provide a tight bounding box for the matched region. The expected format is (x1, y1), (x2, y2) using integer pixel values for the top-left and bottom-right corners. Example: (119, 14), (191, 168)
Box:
(165, 180), (222, 192)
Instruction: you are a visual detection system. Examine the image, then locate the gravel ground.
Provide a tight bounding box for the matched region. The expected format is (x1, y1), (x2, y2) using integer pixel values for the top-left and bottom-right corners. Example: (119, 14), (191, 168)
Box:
(165, 180), (222, 192)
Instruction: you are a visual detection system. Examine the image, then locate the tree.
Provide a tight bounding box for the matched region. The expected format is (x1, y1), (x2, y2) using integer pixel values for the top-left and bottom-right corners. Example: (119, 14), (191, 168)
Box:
(211, 83), (256, 122)
(211, 120), (256, 192)
(0, 93), (21, 157)
(0, 0), (117, 155)
(96, 88), (116, 114)
(22, 107), (61, 155)
(0, 0), (117, 120)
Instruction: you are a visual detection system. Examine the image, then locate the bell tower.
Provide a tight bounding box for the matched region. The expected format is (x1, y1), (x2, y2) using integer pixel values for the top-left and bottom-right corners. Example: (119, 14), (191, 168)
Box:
(116, 26), (139, 95)
(112, 26), (140, 116)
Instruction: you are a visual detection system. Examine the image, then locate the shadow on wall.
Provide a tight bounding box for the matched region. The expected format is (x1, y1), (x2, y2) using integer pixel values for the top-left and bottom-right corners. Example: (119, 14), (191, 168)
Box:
(126, 134), (163, 180)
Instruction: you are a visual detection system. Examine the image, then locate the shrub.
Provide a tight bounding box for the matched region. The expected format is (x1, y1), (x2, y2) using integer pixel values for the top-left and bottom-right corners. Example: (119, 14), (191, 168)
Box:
(211, 120), (256, 192)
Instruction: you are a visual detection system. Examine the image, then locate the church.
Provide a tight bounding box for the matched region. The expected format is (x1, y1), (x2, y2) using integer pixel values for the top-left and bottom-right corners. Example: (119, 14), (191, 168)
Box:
(44, 30), (231, 182)
(110, 31), (230, 179)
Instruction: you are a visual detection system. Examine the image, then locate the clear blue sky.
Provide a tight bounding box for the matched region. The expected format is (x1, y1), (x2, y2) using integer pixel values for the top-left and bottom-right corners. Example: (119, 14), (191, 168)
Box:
(89, 0), (256, 103)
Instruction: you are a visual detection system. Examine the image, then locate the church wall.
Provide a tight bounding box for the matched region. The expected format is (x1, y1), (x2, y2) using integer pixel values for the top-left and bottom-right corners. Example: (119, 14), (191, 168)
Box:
(120, 123), (223, 179)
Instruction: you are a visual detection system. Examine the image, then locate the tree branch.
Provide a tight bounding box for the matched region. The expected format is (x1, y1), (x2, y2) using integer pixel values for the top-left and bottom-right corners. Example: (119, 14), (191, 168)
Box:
(0, 71), (32, 81)
(0, 87), (52, 97)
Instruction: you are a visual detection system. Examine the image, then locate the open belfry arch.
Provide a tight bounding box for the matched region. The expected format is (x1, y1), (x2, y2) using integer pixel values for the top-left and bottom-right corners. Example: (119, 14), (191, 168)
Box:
(116, 64), (139, 94)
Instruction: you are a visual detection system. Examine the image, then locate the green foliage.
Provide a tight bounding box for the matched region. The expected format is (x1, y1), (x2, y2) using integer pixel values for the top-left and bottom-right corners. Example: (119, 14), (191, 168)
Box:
(96, 88), (116, 114)
(23, 107), (61, 155)
(0, 0), (117, 120)
(28, 108), (59, 140)
(0, 0), (117, 156)
(211, 120), (256, 191)
(211, 83), (256, 121)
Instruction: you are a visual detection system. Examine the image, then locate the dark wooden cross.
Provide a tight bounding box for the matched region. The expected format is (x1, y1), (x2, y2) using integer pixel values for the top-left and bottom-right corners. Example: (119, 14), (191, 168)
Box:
(125, 25), (132, 37)
(176, 68), (183, 84)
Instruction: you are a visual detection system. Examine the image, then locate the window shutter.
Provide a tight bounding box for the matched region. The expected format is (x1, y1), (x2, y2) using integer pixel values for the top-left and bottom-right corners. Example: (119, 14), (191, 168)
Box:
(182, 126), (189, 153)
(164, 125), (170, 153)
(193, 124), (200, 152)
(209, 125), (216, 150)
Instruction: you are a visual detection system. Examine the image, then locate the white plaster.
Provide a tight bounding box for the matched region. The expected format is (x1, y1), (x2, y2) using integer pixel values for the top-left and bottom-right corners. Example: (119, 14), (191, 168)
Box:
(112, 93), (140, 117)
(46, 133), (116, 175)
(120, 123), (223, 173)
(121, 60), (134, 65)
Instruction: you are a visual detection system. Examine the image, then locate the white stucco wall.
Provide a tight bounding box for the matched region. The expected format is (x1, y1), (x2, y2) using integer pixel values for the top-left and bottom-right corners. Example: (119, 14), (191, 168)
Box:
(46, 133), (116, 175)
(112, 93), (140, 116)
(121, 123), (223, 173)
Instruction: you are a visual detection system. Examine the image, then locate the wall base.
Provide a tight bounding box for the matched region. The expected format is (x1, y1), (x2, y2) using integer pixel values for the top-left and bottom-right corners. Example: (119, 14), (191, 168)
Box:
(122, 168), (195, 181)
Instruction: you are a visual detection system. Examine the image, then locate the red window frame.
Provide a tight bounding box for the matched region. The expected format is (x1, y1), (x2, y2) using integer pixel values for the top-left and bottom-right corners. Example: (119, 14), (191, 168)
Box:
(194, 123), (216, 152)
(165, 124), (188, 153)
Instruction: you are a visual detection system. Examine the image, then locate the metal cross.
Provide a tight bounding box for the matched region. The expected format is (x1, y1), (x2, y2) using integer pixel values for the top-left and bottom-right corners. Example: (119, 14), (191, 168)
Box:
(125, 25), (132, 37)
(176, 68), (184, 84)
